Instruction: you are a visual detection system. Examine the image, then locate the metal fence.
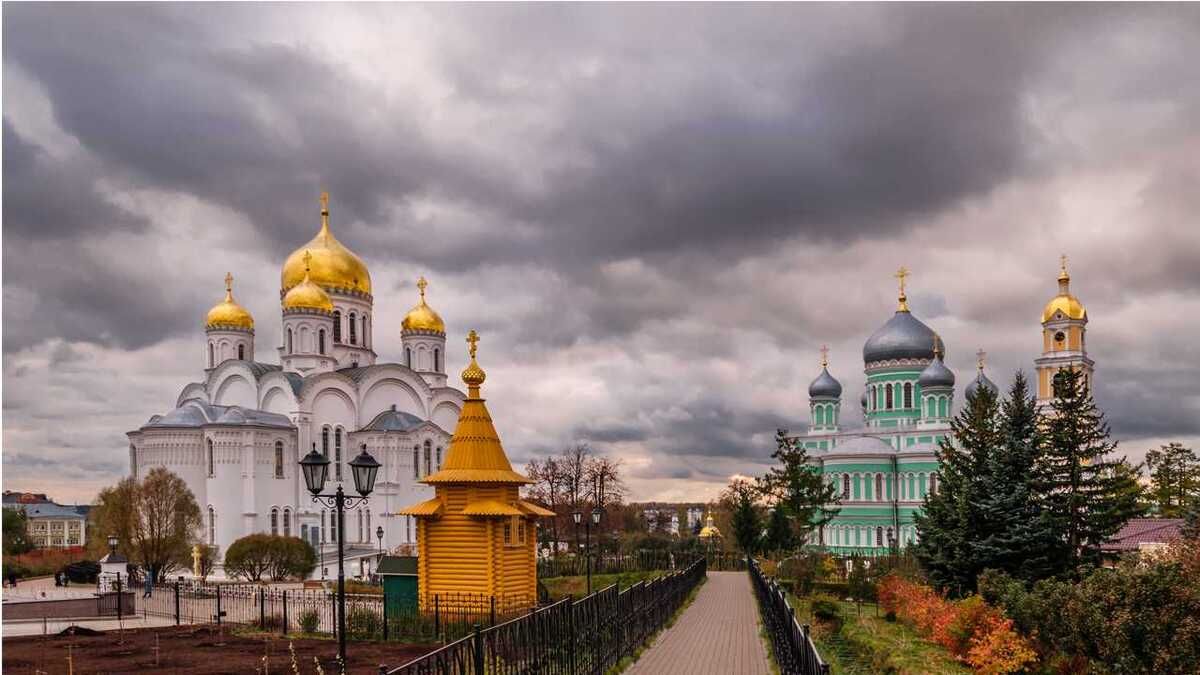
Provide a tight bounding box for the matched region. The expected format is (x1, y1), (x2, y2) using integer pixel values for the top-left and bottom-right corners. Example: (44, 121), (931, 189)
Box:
(137, 579), (530, 642)
(537, 550), (743, 578)
(749, 558), (830, 675)
(383, 558), (707, 674)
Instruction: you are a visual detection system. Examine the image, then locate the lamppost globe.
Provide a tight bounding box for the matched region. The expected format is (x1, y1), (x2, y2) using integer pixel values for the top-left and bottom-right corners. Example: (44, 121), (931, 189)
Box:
(349, 446), (381, 497)
(376, 526), (384, 543)
(591, 507), (602, 525)
(107, 535), (118, 553)
(572, 511), (582, 525)
(300, 447), (330, 496)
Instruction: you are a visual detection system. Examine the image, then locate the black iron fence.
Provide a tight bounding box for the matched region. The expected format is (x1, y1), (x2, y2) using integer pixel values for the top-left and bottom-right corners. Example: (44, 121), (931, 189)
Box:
(382, 558), (707, 674)
(749, 558), (830, 675)
(138, 579), (529, 642)
(537, 550), (743, 578)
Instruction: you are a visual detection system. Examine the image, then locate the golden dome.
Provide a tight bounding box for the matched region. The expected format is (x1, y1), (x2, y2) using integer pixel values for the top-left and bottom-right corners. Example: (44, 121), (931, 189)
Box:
(280, 193), (371, 295)
(205, 273), (254, 330)
(1041, 255), (1087, 322)
(698, 512), (722, 539)
(401, 277), (446, 334)
(282, 251), (334, 312)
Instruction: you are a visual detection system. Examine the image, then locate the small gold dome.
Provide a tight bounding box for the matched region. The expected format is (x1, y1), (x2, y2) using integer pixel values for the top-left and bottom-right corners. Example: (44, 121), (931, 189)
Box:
(280, 193), (371, 295)
(206, 273), (254, 330)
(698, 512), (722, 539)
(1041, 256), (1087, 322)
(282, 251), (334, 312)
(401, 277), (446, 334)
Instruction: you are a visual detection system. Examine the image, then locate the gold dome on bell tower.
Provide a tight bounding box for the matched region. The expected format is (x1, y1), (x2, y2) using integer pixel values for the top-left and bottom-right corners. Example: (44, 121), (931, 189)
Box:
(401, 277), (446, 334)
(280, 193), (372, 295)
(205, 273), (254, 330)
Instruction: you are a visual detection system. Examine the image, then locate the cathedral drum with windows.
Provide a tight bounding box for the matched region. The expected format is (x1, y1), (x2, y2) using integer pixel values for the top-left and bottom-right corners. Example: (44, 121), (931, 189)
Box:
(126, 194), (464, 577)
(794, 262), (1083, 554)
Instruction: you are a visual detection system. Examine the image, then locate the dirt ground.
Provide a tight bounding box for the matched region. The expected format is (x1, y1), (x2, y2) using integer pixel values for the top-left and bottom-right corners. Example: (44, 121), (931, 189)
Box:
(2, 624), (434, 674)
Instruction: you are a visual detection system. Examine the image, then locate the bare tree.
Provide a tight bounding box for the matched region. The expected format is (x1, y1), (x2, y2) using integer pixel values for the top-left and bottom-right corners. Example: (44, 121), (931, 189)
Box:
(90, 468), (203, 580)
(525, 457), (568, 553)
(587, 456), (627, 511)
(561, 443), (592, 550)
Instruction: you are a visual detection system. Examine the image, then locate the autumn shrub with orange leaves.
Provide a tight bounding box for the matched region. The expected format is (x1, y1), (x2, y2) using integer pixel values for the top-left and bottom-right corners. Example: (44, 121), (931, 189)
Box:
(878, 574), (1036, 675)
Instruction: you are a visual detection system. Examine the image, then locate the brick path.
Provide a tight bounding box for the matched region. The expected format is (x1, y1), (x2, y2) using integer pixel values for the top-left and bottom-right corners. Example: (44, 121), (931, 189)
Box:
(627, 571), (770, 675)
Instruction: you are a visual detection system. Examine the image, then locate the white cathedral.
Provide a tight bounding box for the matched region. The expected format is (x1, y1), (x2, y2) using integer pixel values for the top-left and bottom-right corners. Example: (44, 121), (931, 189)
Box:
(126, 194), (463, 576)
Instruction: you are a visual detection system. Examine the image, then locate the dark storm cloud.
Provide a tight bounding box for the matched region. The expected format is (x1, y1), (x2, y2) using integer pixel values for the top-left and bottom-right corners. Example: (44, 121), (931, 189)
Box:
(5, 4), (1200, 501)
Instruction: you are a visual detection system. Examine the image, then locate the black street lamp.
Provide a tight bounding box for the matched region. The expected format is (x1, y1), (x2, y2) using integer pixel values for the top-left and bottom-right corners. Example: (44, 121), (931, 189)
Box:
(376, 525), (385, 577)
(107, 535), (118, 557)
(300, 442), (380, 666)
(572, 508), (604, 595)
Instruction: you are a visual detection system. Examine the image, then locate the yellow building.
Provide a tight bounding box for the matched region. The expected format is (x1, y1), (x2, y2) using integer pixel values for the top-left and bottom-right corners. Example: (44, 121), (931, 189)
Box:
(1035, 256), (1093, 407)
(398, 331), (553, 608)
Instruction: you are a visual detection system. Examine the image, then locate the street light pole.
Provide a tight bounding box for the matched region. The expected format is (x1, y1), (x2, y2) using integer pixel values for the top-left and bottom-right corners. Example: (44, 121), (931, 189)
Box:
(300, 443), (380, 667)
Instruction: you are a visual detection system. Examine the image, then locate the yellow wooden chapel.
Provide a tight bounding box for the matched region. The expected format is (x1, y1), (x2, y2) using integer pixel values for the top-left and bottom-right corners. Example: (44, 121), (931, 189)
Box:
(398, 330), (554, 608)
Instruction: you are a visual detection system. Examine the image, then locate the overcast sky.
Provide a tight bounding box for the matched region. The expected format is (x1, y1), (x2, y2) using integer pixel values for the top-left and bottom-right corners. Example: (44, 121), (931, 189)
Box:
(4, 4), (1199, 505)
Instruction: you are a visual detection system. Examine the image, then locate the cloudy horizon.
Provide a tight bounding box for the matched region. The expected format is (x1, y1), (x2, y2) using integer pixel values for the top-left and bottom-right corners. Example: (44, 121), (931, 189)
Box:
(4, 3), (1199, 505)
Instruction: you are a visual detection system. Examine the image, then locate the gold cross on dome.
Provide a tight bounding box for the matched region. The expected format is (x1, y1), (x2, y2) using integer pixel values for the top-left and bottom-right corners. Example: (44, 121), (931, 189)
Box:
(976, 348), (987, 371)
(466, 329), (480, 359)
(1060, 253), (1068, 275)
(820, 344), (829, 368)
(417, 276), (428, 300)
(224, 272), (233, 293)
(894, 266), (910, 295)
(320, 191), (329, 212)
(303, 249), (313, 272)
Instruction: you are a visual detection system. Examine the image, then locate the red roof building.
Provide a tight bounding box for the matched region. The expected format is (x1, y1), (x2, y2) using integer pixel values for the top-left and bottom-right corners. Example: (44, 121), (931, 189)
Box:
(1102, 518), (1184, 557)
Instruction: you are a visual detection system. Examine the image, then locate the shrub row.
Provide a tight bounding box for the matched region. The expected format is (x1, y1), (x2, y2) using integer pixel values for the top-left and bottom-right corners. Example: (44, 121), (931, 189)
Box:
(878, 575), (1036, 675)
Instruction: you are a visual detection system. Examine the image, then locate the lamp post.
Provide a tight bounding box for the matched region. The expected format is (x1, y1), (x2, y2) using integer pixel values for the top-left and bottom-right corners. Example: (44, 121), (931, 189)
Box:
(300, 443), (380, 666)
(375, 526), (385, 579)
(107, 535), (118, 557)
(573, 508), (604, 595)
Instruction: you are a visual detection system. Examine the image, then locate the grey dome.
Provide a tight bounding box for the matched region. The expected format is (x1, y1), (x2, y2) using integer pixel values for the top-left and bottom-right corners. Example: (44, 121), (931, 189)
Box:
(918, 355), (955, 388)
(827, 436), (895, 456)
(965, 371), (998, 399)
(808, 367), (842, 399)
(863, 311), (937, 365)
(362, 405), (425, 432)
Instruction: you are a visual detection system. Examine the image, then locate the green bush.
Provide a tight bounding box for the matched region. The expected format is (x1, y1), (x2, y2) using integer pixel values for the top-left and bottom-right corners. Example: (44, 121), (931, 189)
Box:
(347, 604), (381, 638)
(811, 598), (841, 622)
(297, 608), (321, 633)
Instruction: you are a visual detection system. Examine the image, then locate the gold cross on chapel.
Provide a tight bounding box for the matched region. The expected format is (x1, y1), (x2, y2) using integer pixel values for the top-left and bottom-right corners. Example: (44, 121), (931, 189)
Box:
(224, 272), (233, 293)
(320, 191), (329, 212)
(976, 348), (987, 371)
(820, 344), (829, 368)
(466, 329), (480, 359)
(417, 276), (428, 300)
(1060, 253), (1068, 275)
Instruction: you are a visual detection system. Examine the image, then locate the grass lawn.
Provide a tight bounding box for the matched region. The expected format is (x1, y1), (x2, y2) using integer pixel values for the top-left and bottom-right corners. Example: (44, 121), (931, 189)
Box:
(789, 595), (969, 675)
(542, 570), (666, 601)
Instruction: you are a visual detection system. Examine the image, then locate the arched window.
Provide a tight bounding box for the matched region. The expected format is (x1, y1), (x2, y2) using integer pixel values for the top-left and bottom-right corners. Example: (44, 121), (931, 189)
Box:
(876, 526), (883, 546)
(361, 315), (368, 347)
(321, 426), (330, 458)
(238, 343), (245, 360)
(334, 427), (343, 481)
(287, 328), (293, 354)
(208, 343), (214, 368)
(875, 474), (883, 501)
(842, 474), (851, 499)
(413, 445), (420, 478)
(405, 347), (412, 368)
(332, 310), (342, 343)
(206, 439), (215, 476)
(885, 383), (894, 409)
(348, 312), (357, 345)
(270, 507), (279, 535)
(436, 446), (443, 471)
(319, 329), (326, 355)
(930, 473), (938, 495)
(283, 508), (292, 537)
(274, 441), (284, 478)
(424, 440), (432, 477)
(433, 348), (440, 372)
(903, 382), (912, 408)
(208, 507), (216, 545)
(357, 509), (364, 542)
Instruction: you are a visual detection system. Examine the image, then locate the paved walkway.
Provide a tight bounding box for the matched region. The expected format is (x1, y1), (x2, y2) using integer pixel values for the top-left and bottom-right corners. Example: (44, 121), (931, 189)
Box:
(627, 571), (770, 675)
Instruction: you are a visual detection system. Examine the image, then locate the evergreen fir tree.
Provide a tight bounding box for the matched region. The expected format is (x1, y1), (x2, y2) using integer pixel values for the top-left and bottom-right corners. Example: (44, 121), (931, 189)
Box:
(764, 505), (794, 554)
(723, 478), (762, 555)
(759, 429), (840, 543)
(1036, 368), (1147, 572)
(973, 371), (1060, 581)
(913, 379), (1002, 596)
